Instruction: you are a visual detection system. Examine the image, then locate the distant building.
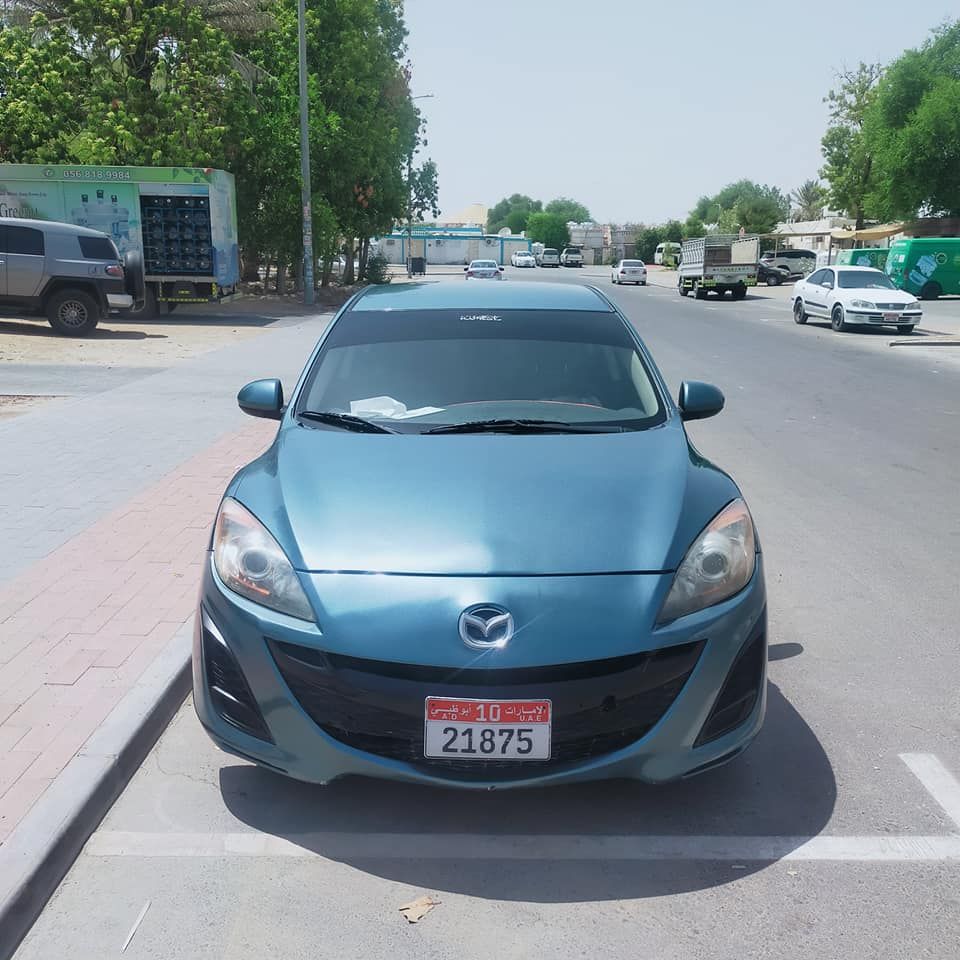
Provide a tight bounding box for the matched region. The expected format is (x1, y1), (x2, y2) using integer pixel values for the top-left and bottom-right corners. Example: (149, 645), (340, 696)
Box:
(771, 216), (855, 253)
(438, 202), (489, 228)
(376, 224), (530, 266)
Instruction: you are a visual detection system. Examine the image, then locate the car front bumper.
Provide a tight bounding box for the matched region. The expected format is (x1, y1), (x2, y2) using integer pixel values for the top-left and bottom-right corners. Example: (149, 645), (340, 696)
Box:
(194, 556), (767, 789)
(846, 309), (922, 326)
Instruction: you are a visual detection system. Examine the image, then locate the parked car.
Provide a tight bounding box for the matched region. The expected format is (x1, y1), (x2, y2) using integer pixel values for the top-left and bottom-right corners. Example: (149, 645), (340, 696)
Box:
(197, 280), (767, 789)
(611, 259), (648, 285)
(884, 236), (960, 300)
(757, 260), (792, 286)
(0, 217), (141, 336)
(792, 266), (922, 333)
(760, 248), (817, 278)
(560, 246), (584, 267)
(464, 259), (504, 280)
(536, 247), (560, 267)
(511, 250), (536, 268)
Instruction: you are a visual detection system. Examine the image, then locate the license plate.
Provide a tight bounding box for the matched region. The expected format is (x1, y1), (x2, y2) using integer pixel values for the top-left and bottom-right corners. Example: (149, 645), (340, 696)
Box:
(424, 697), (552, 761)
(884, 312), (900, 321)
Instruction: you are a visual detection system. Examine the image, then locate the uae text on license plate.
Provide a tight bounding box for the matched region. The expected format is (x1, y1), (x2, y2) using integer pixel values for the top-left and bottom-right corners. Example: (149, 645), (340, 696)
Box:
(423, 698), (552, 761)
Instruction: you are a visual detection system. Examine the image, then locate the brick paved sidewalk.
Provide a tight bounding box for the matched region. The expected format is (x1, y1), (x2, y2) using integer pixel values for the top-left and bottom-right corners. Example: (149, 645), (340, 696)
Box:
(0, 421), (273, 842)
(0, 312), (327, 846)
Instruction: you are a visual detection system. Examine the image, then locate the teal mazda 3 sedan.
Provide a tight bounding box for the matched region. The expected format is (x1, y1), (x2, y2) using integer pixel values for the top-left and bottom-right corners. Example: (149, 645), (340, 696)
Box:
(193, 281), (766, 788)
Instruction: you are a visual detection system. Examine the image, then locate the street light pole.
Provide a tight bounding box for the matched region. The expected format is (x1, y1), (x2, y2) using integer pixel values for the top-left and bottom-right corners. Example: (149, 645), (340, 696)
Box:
(406, 94), (434, 278)
(297, 0), (314, 305)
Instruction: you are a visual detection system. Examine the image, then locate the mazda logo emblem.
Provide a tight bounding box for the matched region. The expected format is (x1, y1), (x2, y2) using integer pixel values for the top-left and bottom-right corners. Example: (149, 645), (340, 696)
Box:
(459, 604), (514, 650)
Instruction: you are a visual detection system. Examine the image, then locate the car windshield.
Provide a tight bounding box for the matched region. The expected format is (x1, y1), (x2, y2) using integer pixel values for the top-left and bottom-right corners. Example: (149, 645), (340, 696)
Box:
(622, 260), (644, 267)
(837, 270), (896, 290)
(543, 249), (558, 255)
(298, 308), (665, 432)
(471, 261), (497, 269)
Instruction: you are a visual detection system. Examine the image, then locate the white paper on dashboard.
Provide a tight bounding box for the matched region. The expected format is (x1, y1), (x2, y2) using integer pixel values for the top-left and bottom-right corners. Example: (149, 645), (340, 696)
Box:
(350, 396), (444, 420)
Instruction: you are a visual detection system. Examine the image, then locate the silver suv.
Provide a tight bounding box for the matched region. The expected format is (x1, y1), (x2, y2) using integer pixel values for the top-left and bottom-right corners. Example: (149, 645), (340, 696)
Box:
(0, 218), (144, 336)
(760, 248), (817, 278)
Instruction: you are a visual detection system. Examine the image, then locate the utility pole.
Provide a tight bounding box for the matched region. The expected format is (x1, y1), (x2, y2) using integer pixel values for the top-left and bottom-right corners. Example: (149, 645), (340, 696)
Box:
(406, 94), (434, 279)
(297, 0), (314, 305)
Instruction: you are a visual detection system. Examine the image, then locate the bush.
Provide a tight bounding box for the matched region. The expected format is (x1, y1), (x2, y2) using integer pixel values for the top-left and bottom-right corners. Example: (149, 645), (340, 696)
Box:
(365, 251), (391, 284)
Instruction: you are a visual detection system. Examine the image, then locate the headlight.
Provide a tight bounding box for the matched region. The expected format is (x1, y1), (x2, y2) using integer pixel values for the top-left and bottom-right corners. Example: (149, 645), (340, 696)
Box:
(850, 299), (876, 309)
(212, 498), (315, 622)
(657, 499), (756, 624)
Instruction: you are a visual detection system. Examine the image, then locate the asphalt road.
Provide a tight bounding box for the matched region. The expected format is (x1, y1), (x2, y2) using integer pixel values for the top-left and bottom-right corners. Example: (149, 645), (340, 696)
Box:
(14, 269), (960, 959)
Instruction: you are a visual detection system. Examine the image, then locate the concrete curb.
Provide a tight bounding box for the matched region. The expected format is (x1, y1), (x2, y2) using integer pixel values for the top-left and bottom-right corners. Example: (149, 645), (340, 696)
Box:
(889, 338), (960, 347)
(0, 621), (193, 960)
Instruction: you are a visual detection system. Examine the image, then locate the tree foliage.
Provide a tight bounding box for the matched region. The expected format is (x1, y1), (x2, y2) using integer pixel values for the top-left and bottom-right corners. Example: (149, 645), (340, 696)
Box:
(544, 197), (591, 224)
(863, 21), (960, 218)
(819, 62), (882, 228)
(691, 180), (788, 235)
(525, 212), (570, 251)
(0, 0), (437, 288)
(486, 193), (541, 233)
(791, 179), (827, 221)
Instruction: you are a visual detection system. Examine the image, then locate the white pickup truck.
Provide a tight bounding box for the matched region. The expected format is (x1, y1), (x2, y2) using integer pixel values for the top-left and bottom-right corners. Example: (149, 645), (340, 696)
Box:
(678, 235), (759, 300)
(560, 246), (584, 267)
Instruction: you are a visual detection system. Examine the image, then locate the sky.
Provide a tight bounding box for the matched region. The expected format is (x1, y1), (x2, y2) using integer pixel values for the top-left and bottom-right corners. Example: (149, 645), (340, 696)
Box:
(402, 0), (958, 225)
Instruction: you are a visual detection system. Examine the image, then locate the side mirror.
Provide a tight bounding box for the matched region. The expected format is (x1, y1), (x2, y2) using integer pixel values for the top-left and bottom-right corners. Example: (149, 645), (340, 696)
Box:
(499, 266), (505, 271)
(238, 378), (284, 420)
(678, 380), (725, 422)
(463, 266), (469, 272)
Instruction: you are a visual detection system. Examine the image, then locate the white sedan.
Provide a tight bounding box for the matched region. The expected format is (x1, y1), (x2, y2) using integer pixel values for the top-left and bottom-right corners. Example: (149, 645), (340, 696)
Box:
(511, 250), (536, 268)
(464, 259), (504, 280)
(611, 259), (647, 285)
(792, 266), (922, 333)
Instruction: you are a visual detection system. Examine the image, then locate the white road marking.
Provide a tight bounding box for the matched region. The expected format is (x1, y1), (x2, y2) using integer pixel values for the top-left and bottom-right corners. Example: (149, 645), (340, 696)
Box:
(85, 831), (960, 862)
(901, 753), (960, 829)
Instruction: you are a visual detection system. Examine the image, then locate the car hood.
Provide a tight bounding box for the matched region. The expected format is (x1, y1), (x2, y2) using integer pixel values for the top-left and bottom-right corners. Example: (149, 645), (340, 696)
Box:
(234, 420), (740, 577)
(840, 288), (916, 303)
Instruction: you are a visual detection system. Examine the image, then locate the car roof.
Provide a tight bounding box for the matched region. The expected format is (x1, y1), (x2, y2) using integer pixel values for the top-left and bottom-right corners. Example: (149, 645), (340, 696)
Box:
(834, 265), (882, 272)
(0, 216), (111, 239)
(351, 281), (614, 313)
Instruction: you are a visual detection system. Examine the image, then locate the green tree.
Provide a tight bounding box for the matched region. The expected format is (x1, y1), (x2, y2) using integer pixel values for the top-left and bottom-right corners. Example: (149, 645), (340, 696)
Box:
(683, 215), (705, 238)
(526, 212), (570, 251)
(693, 180), (789, 225)
(544, 197), (591, 224)
(634, 225), (665, 262)
(863, 21), (960, 219)
(663, 220), (683, 243)
(819, 62), (882, 228)
(487, 193), (541, 233)
(0, 2), (251, 167)
(791, 179), (827, 221)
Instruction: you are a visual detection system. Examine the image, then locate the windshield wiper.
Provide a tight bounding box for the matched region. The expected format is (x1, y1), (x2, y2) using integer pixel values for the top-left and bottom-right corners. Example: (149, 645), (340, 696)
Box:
(298, 410), (398, 434)
(424, 418), (623, 435)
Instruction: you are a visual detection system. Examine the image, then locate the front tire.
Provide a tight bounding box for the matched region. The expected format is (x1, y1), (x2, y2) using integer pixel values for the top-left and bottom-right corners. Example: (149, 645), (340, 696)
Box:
(895, 325), (916, 335)
(831, 304), (847, 332)
(47, 288), (101, 336)
(693, 282), (706, 300)
(793, 298), (808, 324)
(732, 284), (747, 300)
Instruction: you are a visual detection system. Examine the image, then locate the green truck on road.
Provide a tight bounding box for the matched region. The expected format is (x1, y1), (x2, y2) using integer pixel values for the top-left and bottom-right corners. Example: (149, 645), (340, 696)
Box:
(0, 164), (240, 316)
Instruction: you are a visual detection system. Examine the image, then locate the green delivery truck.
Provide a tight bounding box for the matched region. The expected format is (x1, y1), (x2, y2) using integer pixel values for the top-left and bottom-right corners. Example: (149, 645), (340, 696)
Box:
(836, 247), (889, 271)
(884, 236), (960, 300)
(0, 164), (239, 316)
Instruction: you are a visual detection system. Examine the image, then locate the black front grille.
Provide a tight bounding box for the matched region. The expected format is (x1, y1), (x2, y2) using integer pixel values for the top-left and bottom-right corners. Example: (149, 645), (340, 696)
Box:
(695, 624), (766, 746)
(269, 640), (704, 780)
(202, 621), (273, 743)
